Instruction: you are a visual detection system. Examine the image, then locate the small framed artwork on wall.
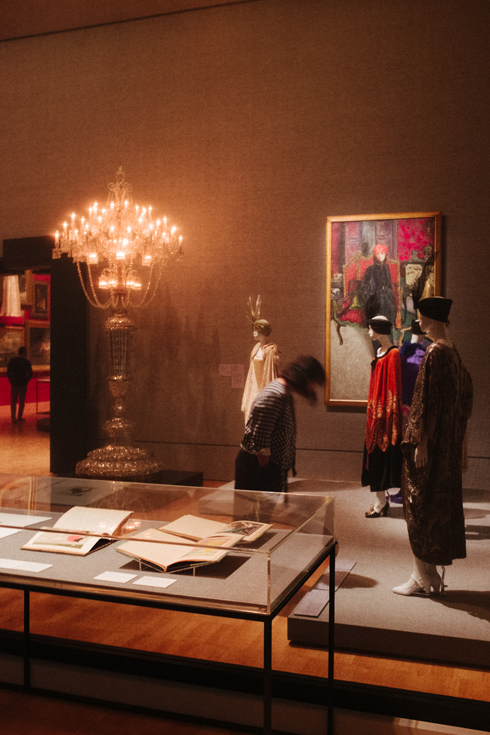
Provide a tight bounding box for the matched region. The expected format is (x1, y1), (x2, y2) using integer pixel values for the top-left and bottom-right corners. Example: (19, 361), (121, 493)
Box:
(25, 320), (50, 367)
(31, 276), (50, 320)
(0, 326), (24, 368)
(326, 211), (441, 406)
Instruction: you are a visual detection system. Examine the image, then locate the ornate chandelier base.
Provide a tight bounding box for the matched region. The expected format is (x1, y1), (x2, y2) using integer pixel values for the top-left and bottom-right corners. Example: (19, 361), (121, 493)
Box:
(74, 306), (165, 483)
(76, 445), (164, 483)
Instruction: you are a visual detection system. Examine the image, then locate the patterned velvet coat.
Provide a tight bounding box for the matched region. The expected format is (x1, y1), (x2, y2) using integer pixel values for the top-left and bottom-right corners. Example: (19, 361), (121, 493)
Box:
(401, 341), (473, 565)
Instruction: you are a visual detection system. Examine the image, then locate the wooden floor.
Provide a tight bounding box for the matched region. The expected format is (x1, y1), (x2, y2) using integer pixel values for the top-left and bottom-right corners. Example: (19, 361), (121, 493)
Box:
(0, 401), (489, 733)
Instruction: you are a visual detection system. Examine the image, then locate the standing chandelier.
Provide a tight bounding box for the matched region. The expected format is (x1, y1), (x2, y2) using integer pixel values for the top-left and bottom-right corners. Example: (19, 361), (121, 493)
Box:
(54, 166), (182, 481)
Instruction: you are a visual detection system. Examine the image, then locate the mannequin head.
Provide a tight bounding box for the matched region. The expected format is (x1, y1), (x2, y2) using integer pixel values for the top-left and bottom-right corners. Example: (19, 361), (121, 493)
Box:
(410, 318), (426, 343)
(418, 296), (452, 323)
(253, 328), (268, 345)
(417, 297), (452, 341)
(252, 319), (272, 342)
(368, 315), (392, 340)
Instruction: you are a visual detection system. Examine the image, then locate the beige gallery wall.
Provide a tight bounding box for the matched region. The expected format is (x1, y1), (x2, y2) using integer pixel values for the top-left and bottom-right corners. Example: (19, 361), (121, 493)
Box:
(1, 0), (489, 485)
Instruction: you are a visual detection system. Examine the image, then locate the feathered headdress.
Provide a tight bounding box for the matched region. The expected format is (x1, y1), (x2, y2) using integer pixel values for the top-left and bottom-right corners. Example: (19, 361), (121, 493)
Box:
(246, 295), (272, 336)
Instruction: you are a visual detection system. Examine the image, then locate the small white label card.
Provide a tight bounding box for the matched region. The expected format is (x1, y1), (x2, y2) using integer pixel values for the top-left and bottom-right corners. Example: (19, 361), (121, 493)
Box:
(0, 513), (52, 528)
(0, 558), (52, 573)
(134, 575), (176, 589)
(94, 571), (137, 584)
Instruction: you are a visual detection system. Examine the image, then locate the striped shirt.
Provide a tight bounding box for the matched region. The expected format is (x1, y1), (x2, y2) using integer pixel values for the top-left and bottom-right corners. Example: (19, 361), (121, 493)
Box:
(240, 380), (296, 482)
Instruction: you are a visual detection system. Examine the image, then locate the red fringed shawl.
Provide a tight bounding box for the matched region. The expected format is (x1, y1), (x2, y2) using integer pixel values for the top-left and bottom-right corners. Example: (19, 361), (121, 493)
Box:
(365, 346), (403, 455)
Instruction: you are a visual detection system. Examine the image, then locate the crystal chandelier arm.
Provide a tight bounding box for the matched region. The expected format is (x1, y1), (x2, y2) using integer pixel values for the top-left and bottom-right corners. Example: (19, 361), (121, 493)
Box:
(77, 262), (112, 309)
(127, 262), (163, 309)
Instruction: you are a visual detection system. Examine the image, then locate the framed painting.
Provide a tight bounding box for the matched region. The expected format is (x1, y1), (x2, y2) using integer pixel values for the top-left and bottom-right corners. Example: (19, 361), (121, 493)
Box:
(25, 320), (50, 367)
(326, 211), (441, 406)
(19, 270), (33, 306)
(31, 275), (50, 319)
(0, 326), (24, 368)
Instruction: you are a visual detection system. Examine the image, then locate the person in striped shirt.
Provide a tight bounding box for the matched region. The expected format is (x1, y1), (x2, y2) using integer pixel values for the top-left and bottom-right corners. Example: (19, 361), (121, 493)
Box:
(235, 355), (326, 493)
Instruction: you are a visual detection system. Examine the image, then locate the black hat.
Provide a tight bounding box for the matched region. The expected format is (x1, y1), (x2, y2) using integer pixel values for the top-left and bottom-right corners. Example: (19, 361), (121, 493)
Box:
(368, 316), (393, 335)
(411, 318), (425, 336)
(418, 297), (452, 323)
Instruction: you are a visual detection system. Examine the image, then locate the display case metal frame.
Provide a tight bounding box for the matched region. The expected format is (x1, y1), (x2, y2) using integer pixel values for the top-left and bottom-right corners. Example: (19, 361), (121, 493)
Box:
(0, 475), (336, 734)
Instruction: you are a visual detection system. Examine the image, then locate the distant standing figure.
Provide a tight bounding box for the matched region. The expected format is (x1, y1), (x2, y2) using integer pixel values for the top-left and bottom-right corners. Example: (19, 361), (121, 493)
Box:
(360, 243), (397, 324)
(393, 297), (473, 597)
(7, 347), (33, 423)
(241, 296), (279, 423)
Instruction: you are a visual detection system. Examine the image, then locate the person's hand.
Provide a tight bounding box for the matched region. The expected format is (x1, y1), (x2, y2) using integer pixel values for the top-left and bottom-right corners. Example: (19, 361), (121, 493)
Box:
(415, 439), (428, 468)
(257, 454), (270, 467)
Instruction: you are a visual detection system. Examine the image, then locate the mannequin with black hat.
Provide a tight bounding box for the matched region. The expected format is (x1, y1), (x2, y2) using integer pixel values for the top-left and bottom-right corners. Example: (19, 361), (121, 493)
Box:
(393, 297), (473, 596)
(362, 316), (403, 518)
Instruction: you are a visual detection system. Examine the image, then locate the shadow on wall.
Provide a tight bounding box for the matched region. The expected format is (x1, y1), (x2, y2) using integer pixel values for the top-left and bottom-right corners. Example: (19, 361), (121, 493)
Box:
(123, 279), (230, 447)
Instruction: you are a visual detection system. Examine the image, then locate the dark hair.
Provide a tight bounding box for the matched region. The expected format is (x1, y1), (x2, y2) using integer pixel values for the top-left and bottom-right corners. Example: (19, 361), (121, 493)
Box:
(280, 355), (326, 401)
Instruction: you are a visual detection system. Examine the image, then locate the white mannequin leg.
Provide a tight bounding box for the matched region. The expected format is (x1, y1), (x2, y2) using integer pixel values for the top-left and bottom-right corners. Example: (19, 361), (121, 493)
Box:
(393, 554), (442, 596)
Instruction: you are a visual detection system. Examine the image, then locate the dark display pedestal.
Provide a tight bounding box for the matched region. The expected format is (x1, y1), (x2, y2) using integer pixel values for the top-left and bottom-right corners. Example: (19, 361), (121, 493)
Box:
(75, 468), (203, 486)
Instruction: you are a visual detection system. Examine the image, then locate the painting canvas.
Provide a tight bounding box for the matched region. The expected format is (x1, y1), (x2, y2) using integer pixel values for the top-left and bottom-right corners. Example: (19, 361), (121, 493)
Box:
(0, 327), (24, 368)
(326, 212), (441, 406)
(31, 278), (50, 319)
(25, 321), (50, 366)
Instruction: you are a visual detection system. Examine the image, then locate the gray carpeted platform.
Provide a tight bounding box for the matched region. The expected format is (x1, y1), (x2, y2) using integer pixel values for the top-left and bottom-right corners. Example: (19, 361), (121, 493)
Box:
(287, 480), (490, 668)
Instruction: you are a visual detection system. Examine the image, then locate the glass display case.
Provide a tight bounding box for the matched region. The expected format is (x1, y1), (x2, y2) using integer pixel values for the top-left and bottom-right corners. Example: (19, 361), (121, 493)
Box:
(0, 474), (334, 616)
(0, 474), (336, 734)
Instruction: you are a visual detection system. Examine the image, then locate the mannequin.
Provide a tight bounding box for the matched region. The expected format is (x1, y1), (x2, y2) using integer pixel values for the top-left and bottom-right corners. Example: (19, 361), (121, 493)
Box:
(394, 297), (473, 596)
(241, 297), (279, 423)
(362, 315), (403, 517)
(400, 319), (430, 428)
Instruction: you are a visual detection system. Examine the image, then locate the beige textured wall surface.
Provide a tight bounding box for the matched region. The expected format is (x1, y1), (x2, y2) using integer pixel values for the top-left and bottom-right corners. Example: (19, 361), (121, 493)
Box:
(1, 0), (489, 484)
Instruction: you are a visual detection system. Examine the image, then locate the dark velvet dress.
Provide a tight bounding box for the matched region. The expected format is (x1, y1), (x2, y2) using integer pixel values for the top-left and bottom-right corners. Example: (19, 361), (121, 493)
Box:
(401, 342), (473, 565)
(362, 346), (403, 493)
(360, 260), (397, 324)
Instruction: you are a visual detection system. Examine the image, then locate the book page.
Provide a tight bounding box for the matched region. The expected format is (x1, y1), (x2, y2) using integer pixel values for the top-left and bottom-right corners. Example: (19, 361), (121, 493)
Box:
(160, 515), (227, 541)
(51, 506), (132, 536)
(117, 529), (197, 571)
(117, 529), (238, 571)
(22, 531), (105, 555)
(218, 520), (272, 542)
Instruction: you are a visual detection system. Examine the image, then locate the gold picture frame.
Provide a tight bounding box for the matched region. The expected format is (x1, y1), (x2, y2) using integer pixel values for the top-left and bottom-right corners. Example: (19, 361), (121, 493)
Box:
(326, 211), (441, 406)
